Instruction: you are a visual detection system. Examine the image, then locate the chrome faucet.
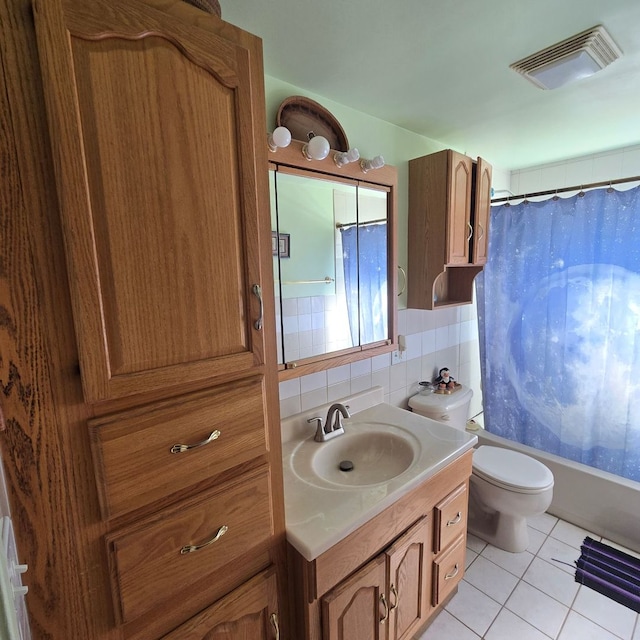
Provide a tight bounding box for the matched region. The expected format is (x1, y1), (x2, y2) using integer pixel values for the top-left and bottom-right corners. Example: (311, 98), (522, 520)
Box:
(307, 403), (351, 442)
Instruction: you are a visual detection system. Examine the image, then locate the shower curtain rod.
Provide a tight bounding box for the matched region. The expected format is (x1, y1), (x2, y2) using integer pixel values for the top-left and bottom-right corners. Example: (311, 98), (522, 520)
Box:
(491, 174), (640, 204)
(336, 217), (386, 229)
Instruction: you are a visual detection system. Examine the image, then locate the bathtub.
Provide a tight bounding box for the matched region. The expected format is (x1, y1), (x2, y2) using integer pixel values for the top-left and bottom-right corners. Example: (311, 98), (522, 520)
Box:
(474, 428), (640, 554)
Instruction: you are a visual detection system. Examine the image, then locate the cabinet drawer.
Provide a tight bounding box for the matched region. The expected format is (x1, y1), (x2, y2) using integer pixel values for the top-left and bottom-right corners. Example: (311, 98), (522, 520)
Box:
(90, 377), (268, 518)
(107, 468), (274, 623)
(432, 534), (465, 606)
(434, 483), (468, 553)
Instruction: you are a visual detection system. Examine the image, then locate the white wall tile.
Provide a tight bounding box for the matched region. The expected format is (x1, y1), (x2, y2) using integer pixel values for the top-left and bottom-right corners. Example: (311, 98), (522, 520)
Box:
(279, 378), (301, 400)
(327, 364), (350, 385)
(300, 370), (328, 393)
(350, 358), (371, 378)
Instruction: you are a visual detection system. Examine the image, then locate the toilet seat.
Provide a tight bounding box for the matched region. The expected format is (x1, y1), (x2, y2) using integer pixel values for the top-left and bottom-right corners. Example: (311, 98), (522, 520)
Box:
(473, 446), (554, 494)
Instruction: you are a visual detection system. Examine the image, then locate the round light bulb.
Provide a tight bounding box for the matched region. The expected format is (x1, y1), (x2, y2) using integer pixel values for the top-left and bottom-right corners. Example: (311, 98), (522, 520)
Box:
(271, 126), (291, 148)
(305, 135), (330, 160)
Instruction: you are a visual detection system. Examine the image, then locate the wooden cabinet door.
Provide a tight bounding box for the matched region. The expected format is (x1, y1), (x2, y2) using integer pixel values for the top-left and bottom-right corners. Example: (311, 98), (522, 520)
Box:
(160, 568), (280, 640)
(472, 157), (493, 265)
(446, 151), (473, 265)
(33, 0), (272, 402)
(386, 517), (432, 640)
(322, 554), (387, 640)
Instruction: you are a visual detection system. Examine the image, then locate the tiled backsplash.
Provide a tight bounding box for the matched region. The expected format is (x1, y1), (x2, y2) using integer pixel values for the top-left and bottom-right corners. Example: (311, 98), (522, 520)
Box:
(279, 300), (483, 420)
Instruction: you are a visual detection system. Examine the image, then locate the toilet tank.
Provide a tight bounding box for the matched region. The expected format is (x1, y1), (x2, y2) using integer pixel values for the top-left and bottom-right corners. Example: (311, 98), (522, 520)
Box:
(408, 385), (473, 431)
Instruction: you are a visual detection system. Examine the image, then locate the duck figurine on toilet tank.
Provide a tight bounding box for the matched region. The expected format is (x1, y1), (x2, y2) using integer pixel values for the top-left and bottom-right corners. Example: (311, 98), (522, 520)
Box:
(409, 371), (555, 553)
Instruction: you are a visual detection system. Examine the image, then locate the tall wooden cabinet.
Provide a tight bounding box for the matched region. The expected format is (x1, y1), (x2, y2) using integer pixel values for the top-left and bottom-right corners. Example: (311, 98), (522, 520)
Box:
(0, 0), (285, 638)
(407, 149), (492, 309)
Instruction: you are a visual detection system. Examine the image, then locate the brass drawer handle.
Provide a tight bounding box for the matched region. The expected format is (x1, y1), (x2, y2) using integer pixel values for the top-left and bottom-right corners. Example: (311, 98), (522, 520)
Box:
(270, 612), (280, 640)
(467, 222), (473, 242)
(170, 430), (221, 454)
(445, 563), (459, 580)
(180, 524), (228, 554)
(447, 511), (462, 527)
(379, 593), (389, 623)
(389, 584), (399, 611)
(477, 223), (485, 241)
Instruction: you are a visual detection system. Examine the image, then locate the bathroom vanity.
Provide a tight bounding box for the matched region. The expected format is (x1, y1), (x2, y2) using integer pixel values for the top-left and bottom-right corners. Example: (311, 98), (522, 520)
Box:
(281, 391), (477, 640)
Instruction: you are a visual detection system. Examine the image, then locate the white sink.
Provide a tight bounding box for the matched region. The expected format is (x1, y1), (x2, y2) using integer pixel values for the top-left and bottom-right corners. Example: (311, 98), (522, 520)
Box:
(281, 390), (478, 561)
(291, 423), (419, 488)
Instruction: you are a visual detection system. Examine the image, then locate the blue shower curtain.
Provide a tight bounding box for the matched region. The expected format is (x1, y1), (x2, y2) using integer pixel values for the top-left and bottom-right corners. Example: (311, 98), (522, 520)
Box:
(342, 223), (388, 346)
(477, 186), (640, 482)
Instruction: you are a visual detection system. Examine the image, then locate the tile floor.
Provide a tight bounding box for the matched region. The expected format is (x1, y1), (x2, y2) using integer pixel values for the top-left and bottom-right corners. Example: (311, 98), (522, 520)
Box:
(418, 513), (640, 640)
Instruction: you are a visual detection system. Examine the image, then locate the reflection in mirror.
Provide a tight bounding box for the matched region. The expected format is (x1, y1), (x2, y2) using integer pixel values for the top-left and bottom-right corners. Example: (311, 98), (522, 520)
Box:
(271, 171), (391, 367)
(268, 139), (397, 379)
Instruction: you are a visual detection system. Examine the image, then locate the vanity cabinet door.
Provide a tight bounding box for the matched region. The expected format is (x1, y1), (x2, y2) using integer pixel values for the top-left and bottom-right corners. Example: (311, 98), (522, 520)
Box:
(161, 568), (280, 640)
(446, 151), (474, 265)
(34, 0), (272, 403)
(386, 517), (432, 640)
(321, 554), (387, 640)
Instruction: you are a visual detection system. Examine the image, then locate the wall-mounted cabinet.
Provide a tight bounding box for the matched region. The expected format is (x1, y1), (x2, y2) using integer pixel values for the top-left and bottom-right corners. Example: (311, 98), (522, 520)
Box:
(407, 149), (492, 309)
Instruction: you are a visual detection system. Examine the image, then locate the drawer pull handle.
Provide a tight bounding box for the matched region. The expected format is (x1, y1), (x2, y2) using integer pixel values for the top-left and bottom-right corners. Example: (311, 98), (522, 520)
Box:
(389, 584), (399, 611)
(180, 524), (228, 555)
(171, 430), (221, 454)
(270, 612), (280, 640)
(447, 511), (462, 527)
(467, 222), (473, 242)
(379, 593), (389, 623)
(445, 563), (459, 580)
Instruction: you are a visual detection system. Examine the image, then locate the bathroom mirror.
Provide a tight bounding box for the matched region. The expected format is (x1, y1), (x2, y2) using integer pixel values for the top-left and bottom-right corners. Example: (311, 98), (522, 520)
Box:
(269, 140), (398, 379)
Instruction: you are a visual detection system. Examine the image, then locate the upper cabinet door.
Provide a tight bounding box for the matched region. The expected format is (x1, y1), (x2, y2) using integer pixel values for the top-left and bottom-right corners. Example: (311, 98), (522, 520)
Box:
(471, 158), (493, 265)
(33, 0), (271, 402)
(446, 151), (473, 265)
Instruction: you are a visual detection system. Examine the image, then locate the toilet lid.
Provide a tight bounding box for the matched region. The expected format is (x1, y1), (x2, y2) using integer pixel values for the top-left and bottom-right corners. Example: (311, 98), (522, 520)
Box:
(473, 446), (554, 491)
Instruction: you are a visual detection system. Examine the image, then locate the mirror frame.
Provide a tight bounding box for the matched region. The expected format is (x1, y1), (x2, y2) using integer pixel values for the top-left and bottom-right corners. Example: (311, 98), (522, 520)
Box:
(269, 140), (398, 381)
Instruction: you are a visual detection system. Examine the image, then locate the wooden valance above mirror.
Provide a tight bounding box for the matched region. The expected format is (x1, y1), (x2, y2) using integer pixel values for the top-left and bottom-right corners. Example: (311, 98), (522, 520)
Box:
(269, 140), (398, 380)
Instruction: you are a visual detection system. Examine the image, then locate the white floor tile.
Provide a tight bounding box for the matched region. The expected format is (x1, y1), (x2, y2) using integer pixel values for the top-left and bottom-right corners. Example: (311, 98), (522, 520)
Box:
(418, 609), (481, 640)
(445, 580), (501, 637)
(528, 511), (558, 534)
(484, 608), (549, 640)
(558, 610), (623, 640)
(572, 585), (638, 640)
(464, 556), (519, 605)
(465, 548), (478, 569)
(550, 519), (598, 549)
(522, 556), (580, 607)
(634, 618), (640, 640)
(505, 581), (569, 638)
(537, 536), (579, 575)
(526, 526), (547, 555)
(466, 532), (488, 554)
(480, 545), (534, 578)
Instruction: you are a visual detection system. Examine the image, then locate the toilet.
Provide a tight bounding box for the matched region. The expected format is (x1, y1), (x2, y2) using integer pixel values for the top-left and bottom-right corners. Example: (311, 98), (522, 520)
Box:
(408, 385), (554, 553)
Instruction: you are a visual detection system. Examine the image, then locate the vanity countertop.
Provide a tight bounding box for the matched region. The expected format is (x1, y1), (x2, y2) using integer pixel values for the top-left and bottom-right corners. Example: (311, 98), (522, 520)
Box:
(281, 397), (477, 561)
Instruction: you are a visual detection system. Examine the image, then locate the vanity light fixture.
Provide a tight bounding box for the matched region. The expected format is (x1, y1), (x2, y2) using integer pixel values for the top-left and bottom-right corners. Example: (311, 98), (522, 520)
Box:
(360, 155), (385, 173)
(334, 148), (360, 168)
(302, 134), (331, 161)
(267, 126), (292, 152)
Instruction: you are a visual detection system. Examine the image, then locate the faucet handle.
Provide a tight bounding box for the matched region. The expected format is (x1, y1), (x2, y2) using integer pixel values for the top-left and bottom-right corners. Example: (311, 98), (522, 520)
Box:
(307, 416), (326, 442)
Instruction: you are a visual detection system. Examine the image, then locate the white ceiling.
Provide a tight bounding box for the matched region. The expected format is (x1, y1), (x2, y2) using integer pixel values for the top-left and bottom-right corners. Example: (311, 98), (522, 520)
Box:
(221, 0), (640, 171)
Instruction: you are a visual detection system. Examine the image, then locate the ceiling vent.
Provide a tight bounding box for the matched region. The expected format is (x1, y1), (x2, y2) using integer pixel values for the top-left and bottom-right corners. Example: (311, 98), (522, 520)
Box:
(510, 25), (622, 90)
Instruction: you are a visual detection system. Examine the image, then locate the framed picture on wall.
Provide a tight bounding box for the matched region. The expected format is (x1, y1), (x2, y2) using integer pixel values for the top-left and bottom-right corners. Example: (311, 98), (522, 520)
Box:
(278, 233), (290, 258)
(272, 231), (290, 258)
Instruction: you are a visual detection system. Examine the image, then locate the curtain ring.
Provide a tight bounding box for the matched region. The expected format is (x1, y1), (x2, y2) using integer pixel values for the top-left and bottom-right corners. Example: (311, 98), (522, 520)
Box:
(578, 185), (585, 197)
(607, 181), (614, 193)
(523, 193), (529, 204)
(552, 189), (559, 201)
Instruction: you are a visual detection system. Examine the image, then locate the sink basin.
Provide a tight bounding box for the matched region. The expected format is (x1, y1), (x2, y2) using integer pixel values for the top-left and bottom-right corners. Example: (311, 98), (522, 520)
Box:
(290, 422), (419, 488)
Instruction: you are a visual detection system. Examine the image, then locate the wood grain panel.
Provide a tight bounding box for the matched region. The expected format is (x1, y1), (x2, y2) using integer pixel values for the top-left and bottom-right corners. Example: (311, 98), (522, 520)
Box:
(108, 467), (274, 623)
(90, 376), (268, 518)
(432, 534), (465, 606)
